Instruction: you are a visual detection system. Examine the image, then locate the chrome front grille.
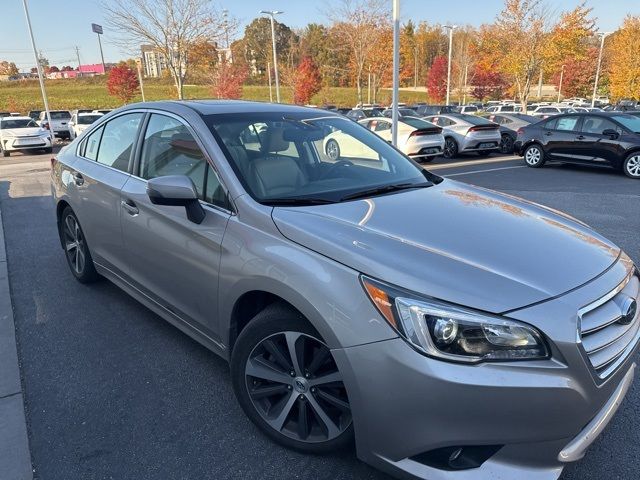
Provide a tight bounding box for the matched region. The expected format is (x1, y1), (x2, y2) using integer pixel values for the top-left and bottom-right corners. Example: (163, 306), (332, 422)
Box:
(579, 273), (640, 379)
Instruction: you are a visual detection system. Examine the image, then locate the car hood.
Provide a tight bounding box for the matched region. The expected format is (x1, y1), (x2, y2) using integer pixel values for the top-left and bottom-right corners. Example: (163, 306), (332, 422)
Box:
(272, 180), (620, 313)
(1, 127), (46, 137)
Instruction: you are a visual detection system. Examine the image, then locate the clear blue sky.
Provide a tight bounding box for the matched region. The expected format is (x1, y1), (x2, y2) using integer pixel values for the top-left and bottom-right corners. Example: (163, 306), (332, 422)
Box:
(1, 0), (639, 72)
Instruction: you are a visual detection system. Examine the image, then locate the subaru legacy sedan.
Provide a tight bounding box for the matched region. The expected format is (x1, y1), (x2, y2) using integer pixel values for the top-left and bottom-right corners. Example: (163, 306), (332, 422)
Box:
(51, 101), (638, 480)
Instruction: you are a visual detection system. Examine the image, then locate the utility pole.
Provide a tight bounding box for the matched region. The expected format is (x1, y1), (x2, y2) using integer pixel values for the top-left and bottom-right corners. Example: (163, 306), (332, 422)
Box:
(22, 0), (53, 144)
(391, 0), (400, 147)
(368, 66), (371, 104)
(260, 10), (283, 103)
(223, 9), (232, 62)
(75, 46), (81, 70)
(135, 58), (146, 102)
(462, 64), (469, 105)
(91, 23), (106, 74)
(414, 46), (418, 89)
(557, 64), (565, 103)
(592, 32), (612, 107)
(444, 25), (456, 105)
(267, 61), (273, 102)
(537, 69), (543, 99)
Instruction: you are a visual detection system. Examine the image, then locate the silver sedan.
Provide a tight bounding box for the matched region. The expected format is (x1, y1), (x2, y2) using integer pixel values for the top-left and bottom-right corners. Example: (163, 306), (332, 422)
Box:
(425, 113), (501, 158)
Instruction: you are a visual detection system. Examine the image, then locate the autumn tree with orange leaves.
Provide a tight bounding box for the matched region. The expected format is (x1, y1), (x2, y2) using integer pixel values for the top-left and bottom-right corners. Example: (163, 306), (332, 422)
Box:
(293, 57), (322, 104)
(106, 63), (139, 103)
(607, 16), (640, 100)
(210, 60), (248, 99)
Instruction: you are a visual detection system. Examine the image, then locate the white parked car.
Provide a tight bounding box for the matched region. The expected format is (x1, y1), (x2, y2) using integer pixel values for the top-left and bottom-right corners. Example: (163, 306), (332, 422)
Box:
(38, 110), (72, 139)
(530, 106), (576, 119)
(484, 104), (522, 113)
(323, 117), (445, 162)
(0, 116), (53, 157)
(68, 112), (103, 139)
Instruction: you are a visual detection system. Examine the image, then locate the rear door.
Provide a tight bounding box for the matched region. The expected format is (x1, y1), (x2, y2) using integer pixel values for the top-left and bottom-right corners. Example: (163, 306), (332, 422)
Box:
(68, 112), (144, 276)
(543, 115), (582, 161)
(120, 112), (231, 340)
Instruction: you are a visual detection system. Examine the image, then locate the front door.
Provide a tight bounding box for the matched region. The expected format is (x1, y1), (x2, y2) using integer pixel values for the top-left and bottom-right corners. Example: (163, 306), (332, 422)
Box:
(543, 115), (582, 161)
(120, 113), (231, 340)
(576, 115), (625, 166)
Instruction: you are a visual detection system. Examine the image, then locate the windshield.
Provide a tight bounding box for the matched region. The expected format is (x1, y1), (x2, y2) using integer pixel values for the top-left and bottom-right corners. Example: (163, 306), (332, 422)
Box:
(207, 112), (437, 204)
(612, 115), (640, 133)
(0, 119), (39, 129)
(50, 111), (71, 119)
(77, 115), (102, 125)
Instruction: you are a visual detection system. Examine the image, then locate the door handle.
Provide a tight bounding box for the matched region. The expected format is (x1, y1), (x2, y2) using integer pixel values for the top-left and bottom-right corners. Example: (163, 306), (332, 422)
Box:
(121, 200), (139, 216)
(72, 172), (84, 186)
(544, 132), (553, 136)
(576, 135), (585, 140)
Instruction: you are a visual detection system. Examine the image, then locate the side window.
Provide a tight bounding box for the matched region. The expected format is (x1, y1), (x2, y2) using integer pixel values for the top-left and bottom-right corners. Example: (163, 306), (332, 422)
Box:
(543, 118), (557, 130)
(581, 116), (620, 135)
(140, 114), (227, 208)
(84, 126), (104, 161)
(96, 113), (143, 172)
(375, 121), (391, 132)
(555, 116), (580, 132)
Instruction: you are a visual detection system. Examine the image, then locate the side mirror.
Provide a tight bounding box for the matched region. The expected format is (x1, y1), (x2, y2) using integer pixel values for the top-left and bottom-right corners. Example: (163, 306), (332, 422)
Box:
(602, 128), (619, 139)
(146, 175), (205, 224)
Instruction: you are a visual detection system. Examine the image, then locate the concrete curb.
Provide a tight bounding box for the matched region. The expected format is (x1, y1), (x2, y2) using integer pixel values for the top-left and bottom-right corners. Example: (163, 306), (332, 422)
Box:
(0, 207), (33, 480)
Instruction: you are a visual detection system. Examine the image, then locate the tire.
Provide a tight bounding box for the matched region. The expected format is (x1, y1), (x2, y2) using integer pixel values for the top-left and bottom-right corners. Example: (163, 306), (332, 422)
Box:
(2, 149), (9, 157)
(59, 207), (100, 283)
(622, 153), (640, 179)
(499, 134), (514, 154)
(443, 137), (458, 159)
(44, 147), (53, 154)
(325, 139), (340, 161)
(231, 303), (353, 454)
(523, 144), (545, 168)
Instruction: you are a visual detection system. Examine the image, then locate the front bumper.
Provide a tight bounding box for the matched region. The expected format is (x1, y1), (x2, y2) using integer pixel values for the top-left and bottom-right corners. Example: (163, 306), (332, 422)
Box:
(3, 136), (52, 151)
(333, 261), (638, 480)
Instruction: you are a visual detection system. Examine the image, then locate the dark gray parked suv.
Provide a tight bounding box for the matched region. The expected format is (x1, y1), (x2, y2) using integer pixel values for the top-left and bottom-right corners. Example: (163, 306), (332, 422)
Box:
(51, 100), (639, 480)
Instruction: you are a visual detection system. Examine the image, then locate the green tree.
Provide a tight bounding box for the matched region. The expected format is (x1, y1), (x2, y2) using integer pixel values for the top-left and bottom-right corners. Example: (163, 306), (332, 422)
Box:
(243, 17), (295, 77)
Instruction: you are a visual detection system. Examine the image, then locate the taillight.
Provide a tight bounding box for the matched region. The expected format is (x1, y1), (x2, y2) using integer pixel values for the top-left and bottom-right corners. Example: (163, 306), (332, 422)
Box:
(468, 125), (498, 132)
(516, 128), (524, 136)
(50, 157), (57, 169)
(410, 128), (442, 137)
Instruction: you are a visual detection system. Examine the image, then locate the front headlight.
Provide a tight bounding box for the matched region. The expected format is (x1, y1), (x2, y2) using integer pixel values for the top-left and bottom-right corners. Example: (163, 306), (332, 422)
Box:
(362, 276), (549, 363)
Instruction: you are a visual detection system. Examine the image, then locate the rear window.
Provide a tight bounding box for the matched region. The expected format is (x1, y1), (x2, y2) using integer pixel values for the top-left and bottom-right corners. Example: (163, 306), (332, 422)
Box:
(50, 111), (71, 119)
(458, 115), (494, 126)
(402, 117), (437, 129)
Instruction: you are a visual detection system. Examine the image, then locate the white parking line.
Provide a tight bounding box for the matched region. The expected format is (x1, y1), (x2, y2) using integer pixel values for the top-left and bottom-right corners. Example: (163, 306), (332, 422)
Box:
(443, 165), (526, 177)
(429, 155), (520, 170)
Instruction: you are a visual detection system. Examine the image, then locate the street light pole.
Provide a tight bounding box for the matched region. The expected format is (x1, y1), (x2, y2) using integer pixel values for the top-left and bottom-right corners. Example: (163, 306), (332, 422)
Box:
(391, 0), (400, 147)
(267, 61), (273, 102)
(592, 32), (611, 108)
(260, 10), (283, 103)
(557, 64), (565, 103)
(21, 0), (53, 143)
(444, 25), (456, 106)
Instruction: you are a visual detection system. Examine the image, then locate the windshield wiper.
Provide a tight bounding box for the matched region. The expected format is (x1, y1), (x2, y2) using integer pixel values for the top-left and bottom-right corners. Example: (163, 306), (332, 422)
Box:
(262, 197), (337, 206)
(340, 182), (432, 201)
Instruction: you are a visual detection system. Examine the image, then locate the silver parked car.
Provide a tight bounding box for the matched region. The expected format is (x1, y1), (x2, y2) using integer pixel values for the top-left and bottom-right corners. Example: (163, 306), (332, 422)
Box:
(425, 113), (501, 158)
(52, 101), (639, 480)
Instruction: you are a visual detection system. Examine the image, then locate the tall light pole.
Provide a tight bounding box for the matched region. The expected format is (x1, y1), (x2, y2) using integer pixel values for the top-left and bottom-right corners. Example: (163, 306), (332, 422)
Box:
(557, 64), (565, 103)
(444, 25), (456, 106)
(592, 31), (612, 107)
(260, 10), (283, 103)
(21, 0), (53, 143)
(391, 0), (400, 147)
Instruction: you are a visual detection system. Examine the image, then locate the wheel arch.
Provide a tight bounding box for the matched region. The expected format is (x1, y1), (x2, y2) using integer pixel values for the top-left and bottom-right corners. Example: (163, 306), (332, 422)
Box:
(55, 200), (72, 248)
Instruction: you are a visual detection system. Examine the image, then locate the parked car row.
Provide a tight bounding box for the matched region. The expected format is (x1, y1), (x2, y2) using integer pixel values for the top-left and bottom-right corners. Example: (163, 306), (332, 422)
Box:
(0, 116), (53, 156)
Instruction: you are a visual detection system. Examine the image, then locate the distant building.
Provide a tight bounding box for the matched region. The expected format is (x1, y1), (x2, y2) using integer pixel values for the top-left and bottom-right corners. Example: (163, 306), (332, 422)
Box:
(141, 45), (167, 78)
(79, 63), (106, 75)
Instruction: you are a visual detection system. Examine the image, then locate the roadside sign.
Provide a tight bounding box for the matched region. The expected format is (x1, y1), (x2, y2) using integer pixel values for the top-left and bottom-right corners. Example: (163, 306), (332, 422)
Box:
(91, 23), (103, 34)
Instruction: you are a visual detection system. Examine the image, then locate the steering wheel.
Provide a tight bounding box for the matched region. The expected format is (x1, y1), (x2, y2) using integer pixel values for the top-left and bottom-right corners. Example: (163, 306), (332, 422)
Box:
(319, 159), (354, 180)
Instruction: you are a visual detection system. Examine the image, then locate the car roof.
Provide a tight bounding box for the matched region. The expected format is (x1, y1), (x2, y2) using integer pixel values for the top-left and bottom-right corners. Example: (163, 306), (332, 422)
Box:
(0, 116), (32, 121)
(78, 112), (102, 116)
(119, 100), (344, 118)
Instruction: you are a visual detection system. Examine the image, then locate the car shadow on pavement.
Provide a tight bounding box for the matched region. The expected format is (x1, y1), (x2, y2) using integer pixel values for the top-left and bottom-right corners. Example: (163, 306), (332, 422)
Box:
(0, 181), (388, 480)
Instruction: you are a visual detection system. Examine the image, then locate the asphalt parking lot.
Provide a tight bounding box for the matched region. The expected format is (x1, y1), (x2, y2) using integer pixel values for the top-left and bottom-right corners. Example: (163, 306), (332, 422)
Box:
(0, 147), (638, 480)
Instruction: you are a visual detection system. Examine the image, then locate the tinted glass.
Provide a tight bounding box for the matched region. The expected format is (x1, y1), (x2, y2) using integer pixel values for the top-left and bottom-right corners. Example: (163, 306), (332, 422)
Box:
(402, 117), (437, 129)
(96, 113), (143, 172)
(555, 116), (580, 131)
(0, 119), (38, 129)
(374, 120), (391, 132)
(458, 114), (494, 126)
(611, 115), (640, 133)
(543, 118), (557, 129)
(207, 112), (429, 203)
(77, 115), (102, 125)
(140, 114), (226, 207)
(84, 126), (104, 161)
(50, 111), (71, 119)
(581, 116), (620, 135)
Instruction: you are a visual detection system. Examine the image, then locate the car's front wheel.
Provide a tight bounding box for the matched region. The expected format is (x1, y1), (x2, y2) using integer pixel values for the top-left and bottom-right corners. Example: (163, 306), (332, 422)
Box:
(523, 144), (545, 168)
(231, 303), (353, 453)
(500, 134), (514, 154)
(59, 207), (100, 283)
(622, 153), (640, 179)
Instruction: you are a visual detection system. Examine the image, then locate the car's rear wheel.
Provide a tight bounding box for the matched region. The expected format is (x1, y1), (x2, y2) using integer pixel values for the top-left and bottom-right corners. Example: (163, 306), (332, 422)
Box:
(325, 139), (340, 161)
(623, 153), (640, 179)
(443, 137), (458, 159)
(500, 134), (514, 154)
(523, 144), (545, 168)
(60, 207), (100, 283)
(231, 303), (353, 453)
